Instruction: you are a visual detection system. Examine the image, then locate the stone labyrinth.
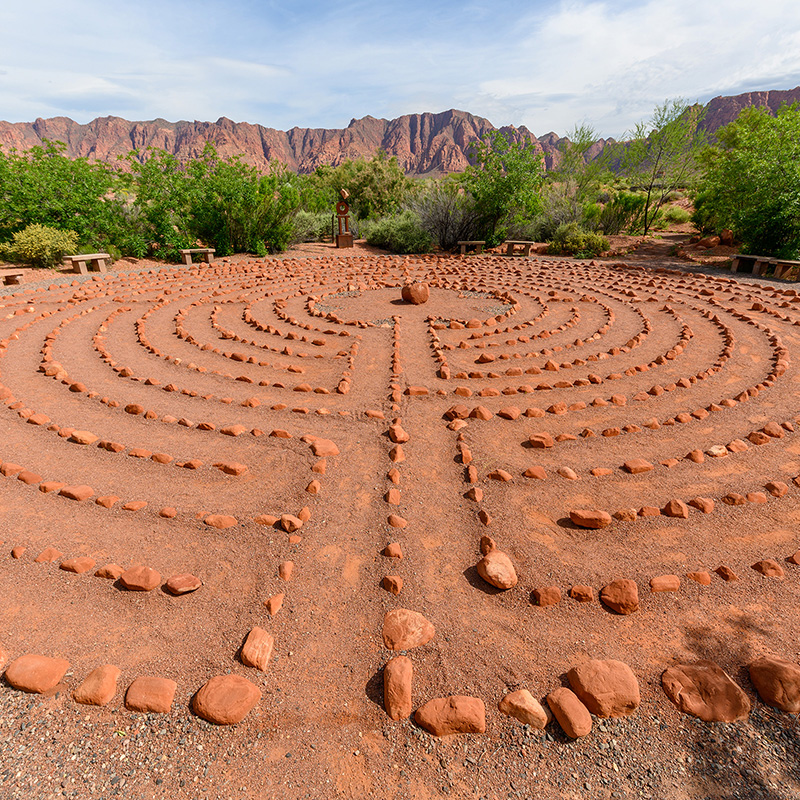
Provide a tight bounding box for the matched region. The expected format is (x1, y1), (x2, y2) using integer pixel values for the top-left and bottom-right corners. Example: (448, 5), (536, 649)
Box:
(3, 252), (800, 745)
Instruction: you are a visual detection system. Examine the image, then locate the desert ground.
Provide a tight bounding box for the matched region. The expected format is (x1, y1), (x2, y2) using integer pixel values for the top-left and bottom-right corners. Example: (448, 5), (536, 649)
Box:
(2, 235), (800, 800)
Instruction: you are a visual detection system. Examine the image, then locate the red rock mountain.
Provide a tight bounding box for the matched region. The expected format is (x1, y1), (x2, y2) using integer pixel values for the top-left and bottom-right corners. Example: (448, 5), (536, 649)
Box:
(0, 87), (796, 175)
(0, 110), (586, 175)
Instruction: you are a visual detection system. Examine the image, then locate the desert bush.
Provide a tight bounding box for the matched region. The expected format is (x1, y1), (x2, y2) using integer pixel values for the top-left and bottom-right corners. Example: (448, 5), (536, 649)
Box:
(595, 191), (647, 235)
(413, 180), (480, 250)
(363, 211), (432, 254)
(660, 205), (691, 226)
(1, 223), (78, 268)
(546, 222), (608, 258)
(293, 210), (333, 243)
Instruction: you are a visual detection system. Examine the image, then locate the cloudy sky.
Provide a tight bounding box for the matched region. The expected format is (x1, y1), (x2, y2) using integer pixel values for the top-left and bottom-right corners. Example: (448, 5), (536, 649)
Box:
(2, 0), (800, 138)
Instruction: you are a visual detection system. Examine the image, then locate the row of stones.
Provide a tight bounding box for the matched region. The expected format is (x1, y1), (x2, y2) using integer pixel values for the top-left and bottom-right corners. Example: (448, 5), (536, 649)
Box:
(379, 610), (800, 737)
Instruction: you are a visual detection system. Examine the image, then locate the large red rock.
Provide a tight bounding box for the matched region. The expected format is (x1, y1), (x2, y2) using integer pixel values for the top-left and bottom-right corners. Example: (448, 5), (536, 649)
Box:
(401, 282), (430, 304)
(5, 654), (70, 693)
(749, 656), (800, 712)
(661, 660), (750, 722)
(119, 565), (161, 591)
(383, 655), (413, 720)
(570, 509), (612, 529)
(600, 579), (639, 614)
(125, 676), (177, 713)
(476, 549), (518, 589)
(73, 664), (121, 706)
(415, 696), (485, 736)
(567, 659), (640, 717)
(382, 609), (435, 650)
(547, 687), (592, 738)
(193, 674), (261, 725)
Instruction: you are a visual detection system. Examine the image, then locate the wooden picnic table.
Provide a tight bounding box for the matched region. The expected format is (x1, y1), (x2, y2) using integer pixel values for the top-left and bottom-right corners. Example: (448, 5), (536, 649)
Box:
(730, 254), (800, 280)
(458, 241), (485, 255)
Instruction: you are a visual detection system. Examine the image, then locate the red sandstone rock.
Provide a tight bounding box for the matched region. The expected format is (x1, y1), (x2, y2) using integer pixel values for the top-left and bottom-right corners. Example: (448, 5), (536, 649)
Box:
(5, 654), (70, 693)
(650, 575), (680, 592)
(95, 563), (124, 580)
(568, 659), (640, 717)
(401, 282), (430, 304)
(241, 627), (274, 671)
(193, 674), (261, 725)
(533, 586), (561, 607)
(382, 609), (435, 650)
(205, 514), (237, 529)
(752, 559), (785, 578)
(165, 574), (202, 595)
(476, 550), (518, 589)
(73, 664), (121, 706)
(547, 687), (592, 738)
(600, 579), (639, 614)
(34, 546), (62, 563)
(570, 585), (594, 602)
(119, 565), (161, 591)
(715, 565), (739, 581)
(125, 676), (177, 714)
(623, 459), (654, 474)
(58, 485), (94, 502)
(382, 575), (403, 595)
(415, 696), (486, 736)
(661, 661), (750, 722)
(498, 689), (549, 728)
(749, 656), (800, 712)
(687, 571), (712, 585)
(384, 655), (413, 720)
(264, 593), (284, 616)
(662, 499), (689, 518)
(60, 557), (96, 574)
(569, 509), (612, 529)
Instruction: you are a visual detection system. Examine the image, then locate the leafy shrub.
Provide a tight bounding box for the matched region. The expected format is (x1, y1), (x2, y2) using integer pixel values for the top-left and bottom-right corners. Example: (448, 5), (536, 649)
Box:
(546, 222), (609, 258)
(292, 210), (333, 243)
(1, 223), (79, 268)
(364, 211), (432, 254)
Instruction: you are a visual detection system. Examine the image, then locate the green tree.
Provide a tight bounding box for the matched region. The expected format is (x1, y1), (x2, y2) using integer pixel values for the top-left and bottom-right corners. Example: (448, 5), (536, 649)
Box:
(461, 130), (545, 247)
(299, 150), (414, 220)
(0, 140), (123, 249)
(612, 99), (706, 235)
(694, 103), (800, 258)
(552, 123), (609, 217)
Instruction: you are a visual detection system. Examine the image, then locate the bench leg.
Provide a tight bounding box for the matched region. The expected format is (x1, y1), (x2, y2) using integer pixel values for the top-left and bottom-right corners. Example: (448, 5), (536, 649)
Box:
(522, 245), (532, 256)
(505, 244), (514, 256)
(460, 245), (466, 255)
(182, 253), (193, 266)
(74, 261), (88, 275)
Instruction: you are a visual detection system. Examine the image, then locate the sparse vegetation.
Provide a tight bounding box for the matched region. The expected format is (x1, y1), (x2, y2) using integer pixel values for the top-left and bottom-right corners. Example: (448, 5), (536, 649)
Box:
(546, 222), (609, 258)
(363, 211), (432, 254)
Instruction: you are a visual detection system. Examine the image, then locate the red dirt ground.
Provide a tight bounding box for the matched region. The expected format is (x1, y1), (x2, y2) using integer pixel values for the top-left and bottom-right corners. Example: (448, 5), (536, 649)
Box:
(2, 237), (800, 800)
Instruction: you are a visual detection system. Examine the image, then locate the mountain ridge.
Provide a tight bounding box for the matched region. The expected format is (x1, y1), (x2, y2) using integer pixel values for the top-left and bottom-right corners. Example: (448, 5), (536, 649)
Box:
(0, 87), (798, 176)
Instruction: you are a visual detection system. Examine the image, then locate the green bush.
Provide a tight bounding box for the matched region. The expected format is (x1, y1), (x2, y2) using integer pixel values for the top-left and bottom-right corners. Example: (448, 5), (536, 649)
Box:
(364, 211), (433, 254)
(596, 192), (647, 235)
(661, 205), (691, 226)
(292, 210), (333, 243)
(1, 223), (79, 268)
(546, 222), (609, 258)
(414, 180), (480, 250)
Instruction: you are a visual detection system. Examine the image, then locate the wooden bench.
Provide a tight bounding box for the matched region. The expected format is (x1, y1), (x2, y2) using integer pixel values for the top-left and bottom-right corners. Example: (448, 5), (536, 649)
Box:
(0, 269), (24, 286)
(504, 240), (535, 257)
(64, 253), (110, 274)
(772, 259), (800, 280)
(730, 254), (800, 280)
(179, 248), (215, 265)
(458, 241), (485, 255)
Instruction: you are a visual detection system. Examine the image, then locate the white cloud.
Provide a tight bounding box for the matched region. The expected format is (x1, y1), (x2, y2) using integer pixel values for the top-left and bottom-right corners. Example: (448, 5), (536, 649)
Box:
(0, 0), (799, 138)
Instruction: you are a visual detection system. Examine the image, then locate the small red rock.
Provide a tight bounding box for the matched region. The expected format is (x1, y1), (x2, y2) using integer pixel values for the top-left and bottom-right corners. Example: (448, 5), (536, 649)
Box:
(60, 557), (96, 574)
(125, 676), (177, 714)
(119, 565), (161, 591)
(74, 664), (121, 706)
(241, 627), (274, 671)
(600, 579), (639, 614)
(166, 574), (202, 595)
(570, 509), (612, 529)
(384, 655), (413, 720)
(415, 696), (486, 736)
(5, 654), (70, 693)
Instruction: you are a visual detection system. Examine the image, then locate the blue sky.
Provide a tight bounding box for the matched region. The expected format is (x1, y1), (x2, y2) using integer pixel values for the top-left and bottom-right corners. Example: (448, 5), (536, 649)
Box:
(2, 0), (800, 138)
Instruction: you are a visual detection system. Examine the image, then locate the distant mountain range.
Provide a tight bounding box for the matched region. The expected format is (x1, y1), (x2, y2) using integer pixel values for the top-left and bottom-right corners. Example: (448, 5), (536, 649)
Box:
(1, 87), (798, 176)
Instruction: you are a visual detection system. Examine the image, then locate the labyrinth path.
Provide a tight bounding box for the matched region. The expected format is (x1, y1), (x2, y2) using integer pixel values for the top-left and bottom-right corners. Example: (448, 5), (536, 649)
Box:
(3, 253), (800, 796)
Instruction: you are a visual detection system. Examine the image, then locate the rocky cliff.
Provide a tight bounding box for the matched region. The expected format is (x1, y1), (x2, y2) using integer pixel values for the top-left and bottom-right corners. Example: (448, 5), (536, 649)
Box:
(0, 109), (593, 175)
(0, 87), (796, 175)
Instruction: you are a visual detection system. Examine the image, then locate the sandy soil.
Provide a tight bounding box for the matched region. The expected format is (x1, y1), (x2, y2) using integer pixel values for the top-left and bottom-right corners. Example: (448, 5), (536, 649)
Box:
(2, 235), (800, 800)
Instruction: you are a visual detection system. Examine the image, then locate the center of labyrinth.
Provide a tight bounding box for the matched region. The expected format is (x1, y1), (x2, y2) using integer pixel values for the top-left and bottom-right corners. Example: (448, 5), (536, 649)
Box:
(3, 253), (800, 789)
